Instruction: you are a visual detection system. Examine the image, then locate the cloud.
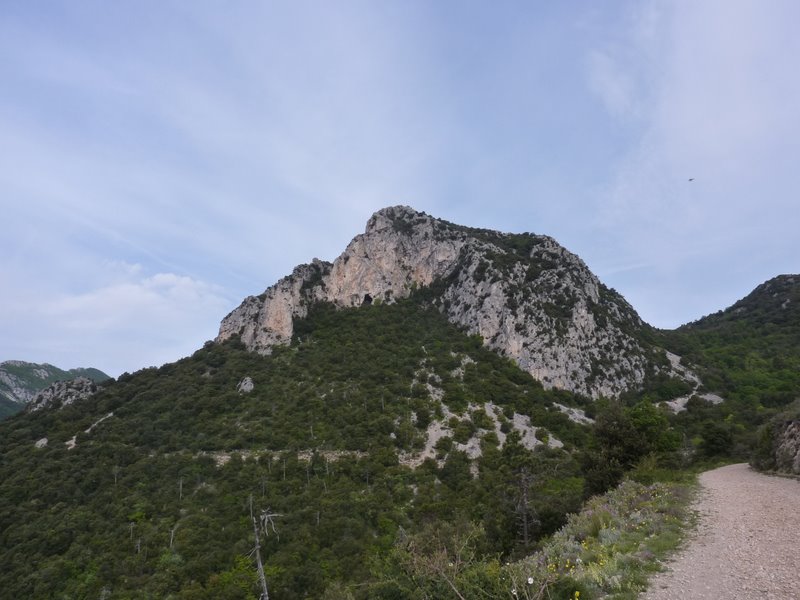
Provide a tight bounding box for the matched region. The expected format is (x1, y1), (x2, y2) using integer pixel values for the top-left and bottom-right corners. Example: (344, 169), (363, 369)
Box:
(0, 2), (459, 287)
(587, 50), (639, 118)
(1, 0), (797, 364)
(1, 262), (229, 376)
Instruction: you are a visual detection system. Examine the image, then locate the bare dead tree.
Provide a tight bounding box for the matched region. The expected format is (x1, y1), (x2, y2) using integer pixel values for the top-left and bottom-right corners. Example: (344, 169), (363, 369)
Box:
(515, 467), (539, 548)
(250, 495), (282, 600)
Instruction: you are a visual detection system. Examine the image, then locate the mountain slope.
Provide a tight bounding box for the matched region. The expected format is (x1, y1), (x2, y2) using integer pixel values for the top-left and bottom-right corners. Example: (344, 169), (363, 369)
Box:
(219, 206), (683, 399)
(0, 296), (595, 599)
(665, 275), (800, 409)
(653, 275), (800, 461)
(0, 360), (110, 419)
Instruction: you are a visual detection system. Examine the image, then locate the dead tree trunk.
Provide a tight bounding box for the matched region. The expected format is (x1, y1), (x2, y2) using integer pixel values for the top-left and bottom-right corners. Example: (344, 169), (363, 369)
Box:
(250, 496), (270, 600)
(515, 467), (538, 548)
(250, 496), (282, 600)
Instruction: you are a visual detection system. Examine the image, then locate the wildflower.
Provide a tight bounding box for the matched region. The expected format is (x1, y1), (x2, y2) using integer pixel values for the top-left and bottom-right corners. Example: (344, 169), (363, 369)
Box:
(527, 577), (534, 585)
(511, 588), (517, 596)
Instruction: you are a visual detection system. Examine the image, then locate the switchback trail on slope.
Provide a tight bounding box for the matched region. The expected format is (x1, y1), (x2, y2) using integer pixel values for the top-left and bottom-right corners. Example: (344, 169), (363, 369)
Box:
(642, 463), (800, 600)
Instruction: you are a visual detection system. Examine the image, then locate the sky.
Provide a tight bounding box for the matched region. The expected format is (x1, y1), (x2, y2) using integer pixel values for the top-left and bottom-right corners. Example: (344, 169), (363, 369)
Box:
(1, 1), (798, 377)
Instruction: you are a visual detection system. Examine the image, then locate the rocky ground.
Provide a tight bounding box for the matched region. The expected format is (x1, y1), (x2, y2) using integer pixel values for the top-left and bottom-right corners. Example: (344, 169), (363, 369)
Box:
(643, 463), (800, 599)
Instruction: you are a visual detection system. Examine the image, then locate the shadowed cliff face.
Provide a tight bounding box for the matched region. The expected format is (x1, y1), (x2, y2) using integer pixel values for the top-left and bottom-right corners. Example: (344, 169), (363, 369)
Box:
(774, 420), (800, 474)
(218, 206), (676, 398)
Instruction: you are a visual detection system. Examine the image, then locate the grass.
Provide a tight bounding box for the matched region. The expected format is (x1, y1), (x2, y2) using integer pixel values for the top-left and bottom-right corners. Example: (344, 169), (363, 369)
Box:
(501, 477), (697, 599)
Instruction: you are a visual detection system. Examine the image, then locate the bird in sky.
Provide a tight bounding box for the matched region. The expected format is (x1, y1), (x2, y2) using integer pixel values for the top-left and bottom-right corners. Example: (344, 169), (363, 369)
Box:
(688, 178), (695, 182)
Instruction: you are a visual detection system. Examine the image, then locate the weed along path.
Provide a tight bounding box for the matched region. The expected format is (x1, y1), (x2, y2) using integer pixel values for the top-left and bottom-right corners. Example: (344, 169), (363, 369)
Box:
(642, 463), (800, 599)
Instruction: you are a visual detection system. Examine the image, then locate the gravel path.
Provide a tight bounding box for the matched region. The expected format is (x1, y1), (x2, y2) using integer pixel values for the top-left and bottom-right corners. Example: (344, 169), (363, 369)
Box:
(642, 463), (800, 599)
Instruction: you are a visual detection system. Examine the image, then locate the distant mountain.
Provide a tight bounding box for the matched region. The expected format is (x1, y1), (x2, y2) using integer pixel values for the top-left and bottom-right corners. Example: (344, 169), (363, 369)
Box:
(0, 361), (110, 419)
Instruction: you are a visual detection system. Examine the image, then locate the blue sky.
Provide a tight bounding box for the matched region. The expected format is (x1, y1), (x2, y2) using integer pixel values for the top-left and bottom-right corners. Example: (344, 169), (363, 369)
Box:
(2, 1), (798, 376)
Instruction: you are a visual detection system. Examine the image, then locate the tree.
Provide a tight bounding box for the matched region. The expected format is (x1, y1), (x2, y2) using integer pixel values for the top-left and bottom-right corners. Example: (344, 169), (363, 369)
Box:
(582, 400), (678, 496)
(699, 421), (733, 457)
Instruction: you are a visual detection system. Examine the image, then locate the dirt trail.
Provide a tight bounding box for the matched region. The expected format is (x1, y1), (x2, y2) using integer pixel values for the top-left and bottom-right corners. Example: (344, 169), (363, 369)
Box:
(642, 463), (800, 599)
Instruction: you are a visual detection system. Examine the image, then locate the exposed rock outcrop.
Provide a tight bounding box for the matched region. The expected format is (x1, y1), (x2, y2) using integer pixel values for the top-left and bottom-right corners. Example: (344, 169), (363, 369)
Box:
(774, 419), (800, 475)
(218, 206), (684, 398)
(237, 376), (254, 394)
(27, 377), (98, 412)
(752, 401), (800, 475)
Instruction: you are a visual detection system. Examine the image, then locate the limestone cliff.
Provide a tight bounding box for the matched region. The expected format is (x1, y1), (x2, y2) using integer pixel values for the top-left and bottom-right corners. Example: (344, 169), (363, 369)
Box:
(218, 206), (680, 398)
(26, 377), (99, 412)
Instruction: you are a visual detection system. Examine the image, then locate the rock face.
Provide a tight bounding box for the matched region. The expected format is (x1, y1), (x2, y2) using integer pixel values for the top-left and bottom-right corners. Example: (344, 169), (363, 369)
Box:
(26, 377), (98, 412)
(774, 420), (800, 475)
(218, 206), (680, 398)
(237, 377), (254, 394)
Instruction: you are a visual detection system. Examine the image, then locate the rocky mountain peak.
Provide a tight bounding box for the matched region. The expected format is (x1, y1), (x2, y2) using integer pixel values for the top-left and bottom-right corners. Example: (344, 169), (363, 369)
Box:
(218, 207), (680, 398)
(364, 205), (432, 232)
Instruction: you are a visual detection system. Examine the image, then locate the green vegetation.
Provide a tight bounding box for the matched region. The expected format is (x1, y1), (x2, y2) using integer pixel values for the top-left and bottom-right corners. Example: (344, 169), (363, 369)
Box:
(0, 297), (605, 599)
(501, 479), (694, 599)
(368, 478), (693, 599)
(582, 400), (680, 496)
(658, 275), (800, 463)
(668, 276), (800, 407)
(0, 395), (20, 420)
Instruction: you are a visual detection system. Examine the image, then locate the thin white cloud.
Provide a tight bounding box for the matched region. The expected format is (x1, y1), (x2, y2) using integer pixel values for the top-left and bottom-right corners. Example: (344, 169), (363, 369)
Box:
(586, 0), (800, 326)
(587, 50), (639, 118)
(2, 263), (229, 376)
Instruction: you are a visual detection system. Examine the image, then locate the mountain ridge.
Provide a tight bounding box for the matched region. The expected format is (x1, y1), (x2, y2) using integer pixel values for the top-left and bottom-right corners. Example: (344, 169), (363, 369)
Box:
(0, 360), (110, 419)
(218, 206), (682, 399)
